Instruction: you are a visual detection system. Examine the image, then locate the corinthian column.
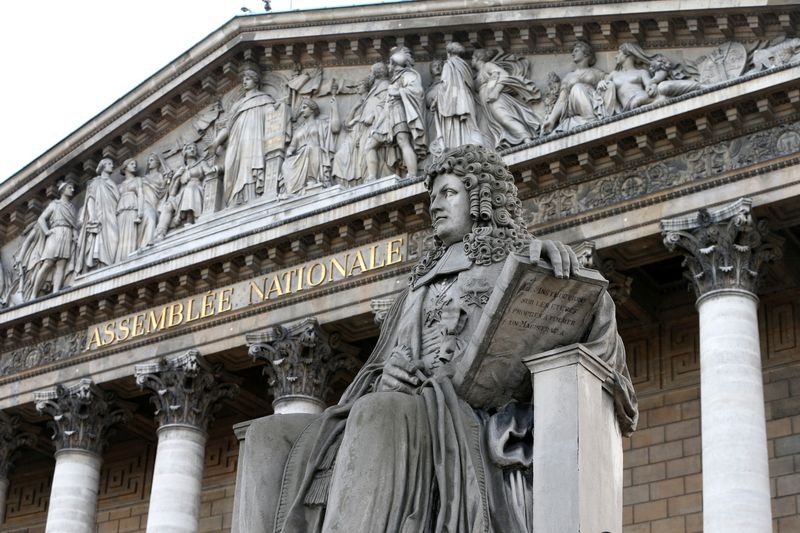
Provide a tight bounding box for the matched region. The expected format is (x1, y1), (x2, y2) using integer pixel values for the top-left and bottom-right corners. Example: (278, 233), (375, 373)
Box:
(135, 350), (238, 533)
(661, 198), (782, 533)
(0, 412), (35, 525)
(35, 379), (130, 533)
(247, 317), (360, 414)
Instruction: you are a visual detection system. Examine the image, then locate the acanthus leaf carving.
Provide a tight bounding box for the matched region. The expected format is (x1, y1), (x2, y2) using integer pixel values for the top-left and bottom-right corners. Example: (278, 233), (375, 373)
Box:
(34, 378), (131, 454)
(134, 349), (239, 431)
(661, 198), (784, 297)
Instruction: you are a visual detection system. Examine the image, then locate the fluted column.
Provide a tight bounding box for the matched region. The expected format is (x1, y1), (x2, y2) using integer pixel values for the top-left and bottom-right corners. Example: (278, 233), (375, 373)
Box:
(0, 412), (35, 525)
(661, 198), (782, 533)
(135, 350), (238, 533)
(247, 317), (360, 414)
(35, 379), (130, 533)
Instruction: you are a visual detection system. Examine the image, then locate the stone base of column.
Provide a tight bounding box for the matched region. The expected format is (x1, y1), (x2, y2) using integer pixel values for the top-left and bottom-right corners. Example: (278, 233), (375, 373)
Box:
(524, 343), (622, 533)
(145, 424), (208, 533)
(273, 395), (324, 415)
(46, 449), (102, 533)
(698, 289), (772, 533)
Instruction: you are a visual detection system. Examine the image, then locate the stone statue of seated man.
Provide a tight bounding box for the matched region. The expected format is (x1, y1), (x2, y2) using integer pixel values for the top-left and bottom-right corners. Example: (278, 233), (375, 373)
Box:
(234, 144), (638, 533)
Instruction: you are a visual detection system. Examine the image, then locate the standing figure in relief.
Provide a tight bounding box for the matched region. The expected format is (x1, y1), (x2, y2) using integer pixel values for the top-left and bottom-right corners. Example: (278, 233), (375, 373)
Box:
(366, 46), (428, 180)
(76, 158), (120, 273)
(472, 48), (542, 149)
(424, 59), (444, 156)
(431, 42), (483, 151)
(115, 159), (144, 262)
(209, 67), (276, 207)
(138, 153), (172, 247)
(30, 181), (78, 297)
(173, 142), (216, 225)
(541, 41), (606, 134)
(281, 97), (340, 196)
(332, 62), (391, 183)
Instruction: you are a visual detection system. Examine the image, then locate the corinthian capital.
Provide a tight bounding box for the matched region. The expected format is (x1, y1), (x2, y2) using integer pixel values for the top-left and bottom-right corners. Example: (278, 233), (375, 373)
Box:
(135, 350), (239, 432)
(247, 318), (360, 409)
(0, 411), (35, 478)
(34, 379), (130, 454)
(661, 198), (783, 298)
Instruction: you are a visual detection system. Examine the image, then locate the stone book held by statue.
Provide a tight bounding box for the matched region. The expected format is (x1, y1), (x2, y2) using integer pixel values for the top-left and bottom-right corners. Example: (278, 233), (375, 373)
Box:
(451, 254), (608, 409)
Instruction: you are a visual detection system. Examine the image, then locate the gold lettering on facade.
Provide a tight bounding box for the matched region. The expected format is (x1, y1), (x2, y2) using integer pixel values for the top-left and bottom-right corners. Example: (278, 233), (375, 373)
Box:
(84, 236), (407, 350)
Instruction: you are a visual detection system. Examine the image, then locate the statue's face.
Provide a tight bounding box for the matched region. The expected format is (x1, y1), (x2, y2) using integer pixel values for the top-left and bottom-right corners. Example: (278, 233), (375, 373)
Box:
(572, 45), (586, 63)
(63, 184), (75, 198)
(242, 74), (257, 90)
(147, 155), (157, 169)
(430, 173), (473, 246)
(126, 160), (137, 173)
(185, 144), (197, 157)
(103, 160), (113, 173)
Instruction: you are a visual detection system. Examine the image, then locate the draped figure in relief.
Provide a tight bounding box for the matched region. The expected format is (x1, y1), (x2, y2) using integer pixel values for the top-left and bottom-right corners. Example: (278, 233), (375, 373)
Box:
(332, 63), (391, 182)
(430, 42), (483, 151)
(115, 158), (144, 262)
(210, 67), (276, 207)
(76, 158), (120, 273)
(471, 49), (541, 149)
(271, 145), (638, 533)
(366, 46), (428, 180)
(541, 41), (606, 134)
(138, 153), (172, 247)
(173, 142), (216, 225)
(280, 97), (340, 196)
(28, 181), (78, 298)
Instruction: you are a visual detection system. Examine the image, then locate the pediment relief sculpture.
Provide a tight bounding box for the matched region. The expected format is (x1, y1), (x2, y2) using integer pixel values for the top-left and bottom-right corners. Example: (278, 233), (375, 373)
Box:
(2, 35), (799, 310)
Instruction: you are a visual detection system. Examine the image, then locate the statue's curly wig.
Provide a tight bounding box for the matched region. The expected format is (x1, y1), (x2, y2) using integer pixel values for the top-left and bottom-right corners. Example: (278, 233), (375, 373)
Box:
(411, 144), (532, 283)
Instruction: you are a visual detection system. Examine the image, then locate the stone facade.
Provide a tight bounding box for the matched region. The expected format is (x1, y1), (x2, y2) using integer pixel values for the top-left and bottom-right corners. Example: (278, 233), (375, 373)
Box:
(0, 0), (798, 532)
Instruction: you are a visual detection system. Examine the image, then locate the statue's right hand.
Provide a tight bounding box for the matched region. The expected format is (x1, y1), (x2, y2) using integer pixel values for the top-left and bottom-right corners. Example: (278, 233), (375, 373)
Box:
(377, 356), (423, 394)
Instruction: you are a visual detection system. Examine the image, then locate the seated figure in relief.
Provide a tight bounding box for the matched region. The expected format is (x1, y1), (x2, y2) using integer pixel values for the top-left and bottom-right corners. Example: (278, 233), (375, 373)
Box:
(280, 97), (340, 196)
(366, 46), (428, 180)
(471, 48), (542, 149)
(541, 41), (606, 134)
(209, 66), (276, 207)
(244, 144), (639, 533)
(76, 158), (120, 273)
(596, 43), (702, 117)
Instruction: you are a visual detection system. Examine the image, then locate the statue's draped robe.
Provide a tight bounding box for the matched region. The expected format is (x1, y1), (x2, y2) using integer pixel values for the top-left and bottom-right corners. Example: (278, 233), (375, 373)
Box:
(435, 56), (483, 149)
(475, 62), (541, 149)
(276, 244), (638, 533)
(553, 68), (605, 133)
(223, 91), (274, 206)
(281, 117), (335, 195)
(76, 175), (119, 272)
(333, 79), (390, 181)
(139, 171), (168, 247)
(115, 177), (140, 262)
(372, 67), (428, 168)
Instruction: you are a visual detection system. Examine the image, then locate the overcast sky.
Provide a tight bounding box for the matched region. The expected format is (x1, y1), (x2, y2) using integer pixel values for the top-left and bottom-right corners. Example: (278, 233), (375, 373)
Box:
(0, 0), (403, 182)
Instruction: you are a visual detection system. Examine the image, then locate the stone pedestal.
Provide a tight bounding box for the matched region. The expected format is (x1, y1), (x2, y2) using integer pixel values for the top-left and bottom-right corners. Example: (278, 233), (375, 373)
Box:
(201, 175), (224, 217)
(524, 343), (622, 533)
(661, 198), (781, 533)
(46, 449), (103, 533)
(146, 425), (208, 532)
(698, 289), (771, 533)
(135, 350), (237, 533)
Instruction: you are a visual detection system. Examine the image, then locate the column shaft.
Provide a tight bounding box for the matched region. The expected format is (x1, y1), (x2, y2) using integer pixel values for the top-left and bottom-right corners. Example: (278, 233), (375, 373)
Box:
(698, 290), (771, 533)
(45, 450), (102, 533)
(146, 425), (208, 533)
(0, 477), (8, 524)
